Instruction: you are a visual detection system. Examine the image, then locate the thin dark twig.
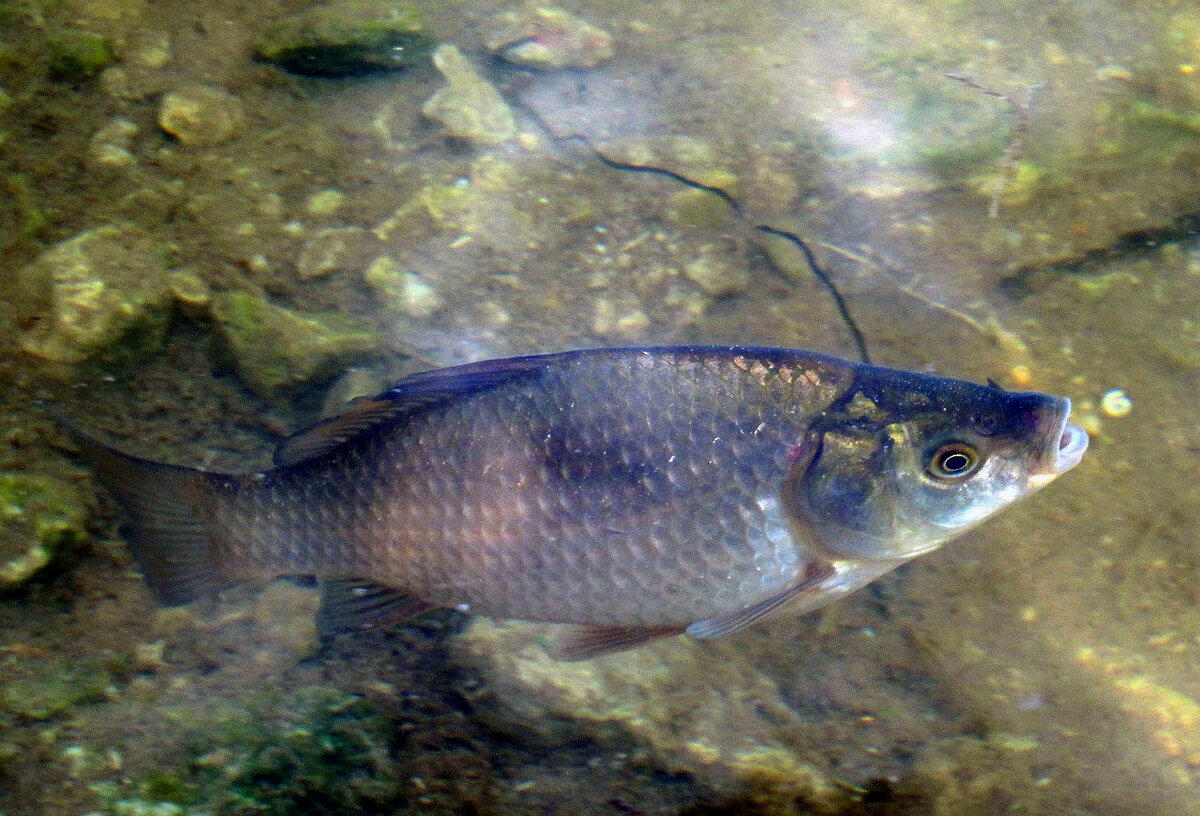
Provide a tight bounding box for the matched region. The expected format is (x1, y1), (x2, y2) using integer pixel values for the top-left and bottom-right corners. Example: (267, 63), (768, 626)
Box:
(755, 225), (870, 363)
(564, 133), (745, 217)
(534, 127), (869, 361)
(583, 138), (870, 362)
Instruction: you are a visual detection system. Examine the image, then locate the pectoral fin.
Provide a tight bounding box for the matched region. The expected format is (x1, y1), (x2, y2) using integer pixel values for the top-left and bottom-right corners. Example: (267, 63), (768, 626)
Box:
(317, 579), (434, 637)
(685, 563), (835, 640)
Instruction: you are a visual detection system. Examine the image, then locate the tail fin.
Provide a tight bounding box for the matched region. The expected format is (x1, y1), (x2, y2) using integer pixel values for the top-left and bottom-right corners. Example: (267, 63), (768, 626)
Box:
(65, 425), (221, 605)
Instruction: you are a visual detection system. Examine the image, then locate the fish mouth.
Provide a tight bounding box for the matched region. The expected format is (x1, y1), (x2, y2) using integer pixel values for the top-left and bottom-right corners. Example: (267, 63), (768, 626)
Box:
(1030, 397), (1088, 486)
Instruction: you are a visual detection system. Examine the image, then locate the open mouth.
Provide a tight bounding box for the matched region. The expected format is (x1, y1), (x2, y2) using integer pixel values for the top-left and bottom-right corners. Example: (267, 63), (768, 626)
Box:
(1054, 420), (1089, 473)
(1030, 397), (1088, 485)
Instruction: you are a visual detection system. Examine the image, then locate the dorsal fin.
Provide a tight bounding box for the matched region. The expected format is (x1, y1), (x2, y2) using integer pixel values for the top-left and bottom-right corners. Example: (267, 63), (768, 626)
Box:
(274, 354), (549, 467)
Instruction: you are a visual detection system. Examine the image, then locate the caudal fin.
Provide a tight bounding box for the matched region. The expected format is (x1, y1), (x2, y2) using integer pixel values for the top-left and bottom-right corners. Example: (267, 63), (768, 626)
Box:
(65, 425), (220, 605)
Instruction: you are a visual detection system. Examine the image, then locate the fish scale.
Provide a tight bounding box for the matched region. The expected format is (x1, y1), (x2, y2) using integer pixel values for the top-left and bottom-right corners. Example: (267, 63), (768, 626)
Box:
(69, 345), (1087, 659)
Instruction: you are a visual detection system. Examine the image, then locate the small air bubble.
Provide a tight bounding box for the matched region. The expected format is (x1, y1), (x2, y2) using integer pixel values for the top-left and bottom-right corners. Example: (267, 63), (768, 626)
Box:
(1100, 389), (1131, 418)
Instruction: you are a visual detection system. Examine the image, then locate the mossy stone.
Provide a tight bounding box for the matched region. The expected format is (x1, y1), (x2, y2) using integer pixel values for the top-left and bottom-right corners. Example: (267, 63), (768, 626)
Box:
(254, 0), (432, 77)
(210, 291), (379, 398)
(0, 656), (112, 719)
(19, 224), (173, 370)
(47, 30), (113, 81)
(6, 173), (49, 238)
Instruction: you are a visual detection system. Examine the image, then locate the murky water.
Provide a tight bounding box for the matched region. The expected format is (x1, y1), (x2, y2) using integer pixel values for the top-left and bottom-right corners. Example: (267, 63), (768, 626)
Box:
(1, 1), (1198, 814)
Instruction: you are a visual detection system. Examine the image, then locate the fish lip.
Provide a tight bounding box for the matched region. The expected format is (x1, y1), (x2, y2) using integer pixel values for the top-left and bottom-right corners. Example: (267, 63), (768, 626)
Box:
(1035, 397), (1088, 476)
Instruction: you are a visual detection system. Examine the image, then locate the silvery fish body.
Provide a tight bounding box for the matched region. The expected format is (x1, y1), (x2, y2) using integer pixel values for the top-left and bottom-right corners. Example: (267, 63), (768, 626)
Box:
(76, 346), (1087, 659)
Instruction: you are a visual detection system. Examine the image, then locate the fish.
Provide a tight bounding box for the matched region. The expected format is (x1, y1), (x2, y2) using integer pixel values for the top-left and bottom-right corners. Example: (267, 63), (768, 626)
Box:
(66, 345), (1088, 660)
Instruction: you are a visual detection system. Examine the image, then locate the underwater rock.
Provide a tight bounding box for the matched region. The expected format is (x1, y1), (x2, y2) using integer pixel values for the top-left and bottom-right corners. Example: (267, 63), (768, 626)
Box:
(455, 620), (838, 805)
(0, 471), (88, 590)
(484, 4), (614, 70)
(66, 0), (146, 22)
(363, 255), (444, 318)
(87, 117), (139, 173)
(210, 291), (379, 398)
(374, 179), (476, 242)
(306, 188), (346, 218)
(166, 268), (212, 318)
(19, 224), (173, 368)
(0, 655), (116, 720)
(421, 44), (517, 145)
(684, 244), (751, 297)
(253, 0), (432, 78)
(591, 295), (649, 341)
(253, 581), (320, 662)
(158, 84), (244, 147)
(296, 226), (374, 279)
(320, 367), (387, 418)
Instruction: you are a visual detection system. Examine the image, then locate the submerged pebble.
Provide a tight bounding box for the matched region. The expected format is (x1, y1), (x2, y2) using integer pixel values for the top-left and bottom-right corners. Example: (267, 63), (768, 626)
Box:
(364, 255), (444, 318)
(167, 269), (212, 318)
(47, 29), (113, 81)
(296, 226), (374, 279)
(210, 291), (379, 397)
(253, 0), (432, 77)
(684, 245), (750, 297)
(87, 117), (139, 172)
(421, 44), (517, 145)
(484, 4), (614, 70)
(158, 84), (244, 147)
(19, 224), (172, 368)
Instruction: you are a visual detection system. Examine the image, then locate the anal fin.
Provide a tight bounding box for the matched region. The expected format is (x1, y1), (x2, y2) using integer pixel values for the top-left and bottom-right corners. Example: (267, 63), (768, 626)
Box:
(685, 563), (836, 640)
(317, 579), (433, 637)
(550, 624), (685, 661)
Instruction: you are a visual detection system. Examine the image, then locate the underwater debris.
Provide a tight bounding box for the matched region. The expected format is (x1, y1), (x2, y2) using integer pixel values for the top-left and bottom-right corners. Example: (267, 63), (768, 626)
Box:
(946, 73), (1044, 218)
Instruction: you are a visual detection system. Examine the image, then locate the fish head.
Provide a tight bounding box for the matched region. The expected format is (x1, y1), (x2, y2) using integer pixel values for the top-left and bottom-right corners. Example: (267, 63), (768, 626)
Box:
(785, 368), (1088, 562)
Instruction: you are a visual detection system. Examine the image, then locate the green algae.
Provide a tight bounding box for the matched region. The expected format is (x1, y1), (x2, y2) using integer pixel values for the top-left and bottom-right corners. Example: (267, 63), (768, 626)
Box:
(0, 471), (88, 589)
(47, 30), (112, 81)
(888, 78), (1014, 177)
(93, 687), (399, 816)
(1, 656), (118, 720)
(6, 174), (49, 239)
(1125, 99), (1200, 138)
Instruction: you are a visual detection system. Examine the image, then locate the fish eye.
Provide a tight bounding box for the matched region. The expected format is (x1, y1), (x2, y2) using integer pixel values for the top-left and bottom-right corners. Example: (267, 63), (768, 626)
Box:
(927, 442), (981, 480)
